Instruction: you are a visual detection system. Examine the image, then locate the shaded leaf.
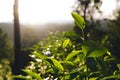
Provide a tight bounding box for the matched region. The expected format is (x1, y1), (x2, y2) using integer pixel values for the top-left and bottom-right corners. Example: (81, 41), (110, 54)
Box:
(102, 74), (120, 80)
(71, 12), (85, 30)
(88, 47), (107, 57)
(82, 40), (107, 57)
(61, 61), (74, 66)
(61, 61), (75, 70)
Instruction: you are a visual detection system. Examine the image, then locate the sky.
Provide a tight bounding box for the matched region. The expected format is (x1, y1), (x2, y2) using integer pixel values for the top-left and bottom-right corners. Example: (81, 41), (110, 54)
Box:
(0, 0), (118, 24)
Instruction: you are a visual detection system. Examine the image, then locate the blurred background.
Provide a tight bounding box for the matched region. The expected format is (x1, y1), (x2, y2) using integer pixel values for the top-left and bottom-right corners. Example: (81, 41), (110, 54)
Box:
(0, 0), (120, 79)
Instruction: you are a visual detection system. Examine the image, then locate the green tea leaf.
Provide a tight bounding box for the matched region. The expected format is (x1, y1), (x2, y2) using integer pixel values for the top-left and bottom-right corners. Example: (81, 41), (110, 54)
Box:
(32, 51), (47, 60)
(63, 39), (71, 48)
(61, 61), (75, 70)
(88, 47), (107, 57)
(66, 50), (82, 61)
(23, 70), (42, 80)
(61, 61), (74, 66)
(107, 51), (111, 56)
(102, 74), (120, 80)
(45, 68), (54, 73)
(71, 12), (85, 30)
(13, 75), (30, 79)
(117, 64), (120, 70)
(45, 58), (64, 71)
(89, 77), (98, 80)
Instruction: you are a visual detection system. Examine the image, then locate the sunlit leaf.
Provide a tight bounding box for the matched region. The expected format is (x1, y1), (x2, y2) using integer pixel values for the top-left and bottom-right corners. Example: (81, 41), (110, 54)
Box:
(117, 64), (120, 70)
(71, 12), (85, 30)
(32, 51), (47, 60)
(22, 70), (42, 80)
(63, 39), (71, 48)
(45, 68), (54, 73)
(107, 51), (111, 56)
(89, 77), (98, 80)
(66, 50), (82, 61)
(45, 58), (64, 71)
(13, 75), (30, 79)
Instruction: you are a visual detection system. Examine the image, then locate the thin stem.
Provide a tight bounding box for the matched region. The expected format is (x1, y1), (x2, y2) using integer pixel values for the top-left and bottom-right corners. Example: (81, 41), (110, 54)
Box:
(82, 29), (85, 41)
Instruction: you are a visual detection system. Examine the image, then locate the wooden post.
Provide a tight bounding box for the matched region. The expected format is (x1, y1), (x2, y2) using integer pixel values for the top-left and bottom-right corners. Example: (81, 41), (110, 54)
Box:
(12, 0), (21, 75)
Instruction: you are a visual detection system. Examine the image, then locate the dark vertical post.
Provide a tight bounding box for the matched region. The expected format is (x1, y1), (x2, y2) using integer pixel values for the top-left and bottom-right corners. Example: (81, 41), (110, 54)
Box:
(12, 0), (21, 75)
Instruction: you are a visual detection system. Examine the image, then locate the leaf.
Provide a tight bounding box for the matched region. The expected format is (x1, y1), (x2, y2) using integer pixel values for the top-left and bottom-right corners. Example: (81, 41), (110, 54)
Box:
(61, 61), (75, 70)
(88, 47), (107, 57)
(69, 71), (79, 79)
(117, 64), (120, 70)
(66, 50), (82, 61)
(102, 74), (120, 80)
(63, 39), (71, 48)
(45, 68), (54, 73)
(82, 40), (97, 56)
(32, 51), (47, 60)
(82, 40), (107, 57)
(71, 12), (85, 30)
(45, 58), (64, 71)
(89, 77), (98, 80)
(107, 51), (111, 56)
(61, 61), (74, 66)
(23, 70), (42, 80)
(13, 75), (30, 79)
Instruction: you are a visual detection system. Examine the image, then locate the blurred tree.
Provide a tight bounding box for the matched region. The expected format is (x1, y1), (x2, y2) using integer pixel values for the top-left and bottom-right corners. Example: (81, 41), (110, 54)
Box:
(0, 28), (13, 80)
(73, 0), (103, 39)
(21, 27), (39, 48)
(107, 10), (120, 59)
(73, 0), (120, 59)
(73, 0), (102, 21)
(0, 28), (13, 62)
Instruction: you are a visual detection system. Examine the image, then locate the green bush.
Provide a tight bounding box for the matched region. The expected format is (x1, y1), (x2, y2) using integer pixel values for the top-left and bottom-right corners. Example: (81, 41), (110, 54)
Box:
(0, 59), (13, 80)
(0, 28), (13, 80)
(14, 12), (120, 80)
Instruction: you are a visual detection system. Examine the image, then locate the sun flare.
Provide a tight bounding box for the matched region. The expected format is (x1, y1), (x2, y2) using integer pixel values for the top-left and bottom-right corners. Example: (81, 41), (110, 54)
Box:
(19, 0), (74, 24)
(0, 0), (118, 24)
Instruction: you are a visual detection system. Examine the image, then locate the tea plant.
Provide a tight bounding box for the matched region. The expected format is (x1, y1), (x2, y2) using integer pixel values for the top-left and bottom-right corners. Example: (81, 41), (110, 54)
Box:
(0, 59), (13, 80)
(14, 12), (120, 80)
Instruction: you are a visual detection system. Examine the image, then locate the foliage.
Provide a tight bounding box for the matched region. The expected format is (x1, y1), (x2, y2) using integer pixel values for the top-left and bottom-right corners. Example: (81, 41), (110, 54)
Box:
(14, 12), (120, 80)
(0, 59), (13, 80)
(0, 28), (13, 80)
(0, 28), (13, 62)
(106, 10), (120, 59)
(73, 0), (102, 21)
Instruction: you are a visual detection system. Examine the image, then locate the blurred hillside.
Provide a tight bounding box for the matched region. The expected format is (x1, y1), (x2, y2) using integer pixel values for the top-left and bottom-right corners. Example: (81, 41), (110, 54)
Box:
(0, 22), (73, 47)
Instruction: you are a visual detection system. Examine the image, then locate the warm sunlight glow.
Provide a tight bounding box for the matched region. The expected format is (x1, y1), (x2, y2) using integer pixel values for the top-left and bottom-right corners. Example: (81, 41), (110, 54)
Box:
(100, 0), (117, 19)
(19, 0), (74, 24)
(0, 0), (13, 22)
(0, 0), (118, 23)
